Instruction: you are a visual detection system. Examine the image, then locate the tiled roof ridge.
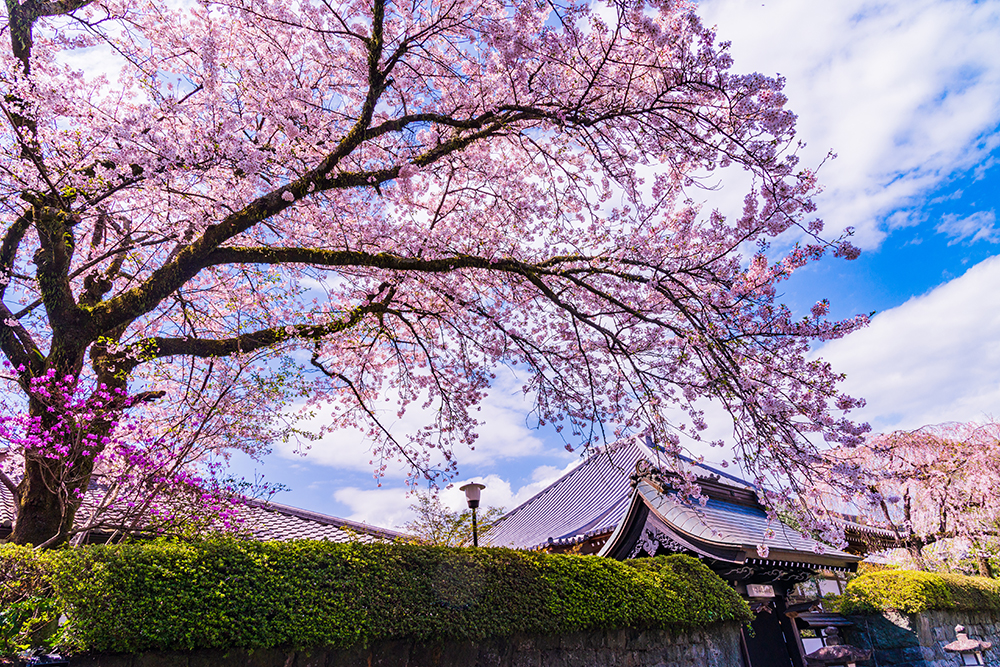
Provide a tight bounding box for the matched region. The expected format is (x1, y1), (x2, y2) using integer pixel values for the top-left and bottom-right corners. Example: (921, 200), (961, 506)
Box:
(495, 434), (755, 531)
(831, 515), (900, 539)
(244, 498), (406, 540)
(676, 454), (754, 488)
(529, 525), (612, 550)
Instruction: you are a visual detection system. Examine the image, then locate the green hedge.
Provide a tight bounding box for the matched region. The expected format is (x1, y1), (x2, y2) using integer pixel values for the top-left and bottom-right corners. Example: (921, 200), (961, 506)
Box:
(840, 569), (1000, 615)
(0, 540), (750, 654)
(0, 544), (60, 655)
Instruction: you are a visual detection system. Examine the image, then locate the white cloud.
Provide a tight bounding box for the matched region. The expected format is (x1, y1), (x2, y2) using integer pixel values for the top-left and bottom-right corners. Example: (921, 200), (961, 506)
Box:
(935, 210), (999, 244)
(697, 0), (1000, 249)
(332, 486), (414, 530)
(334, 462), (580, 529)
(815, 253), (1000, 432)
(274, 367), (548, 478)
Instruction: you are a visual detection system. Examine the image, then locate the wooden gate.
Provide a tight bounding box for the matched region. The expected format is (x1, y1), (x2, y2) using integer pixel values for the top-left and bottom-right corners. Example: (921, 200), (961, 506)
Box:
(741, 599), (802, 667)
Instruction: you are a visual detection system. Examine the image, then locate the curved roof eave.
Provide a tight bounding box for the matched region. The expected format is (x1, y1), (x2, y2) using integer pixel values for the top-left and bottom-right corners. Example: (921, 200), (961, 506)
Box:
(600, 479), (860, 569)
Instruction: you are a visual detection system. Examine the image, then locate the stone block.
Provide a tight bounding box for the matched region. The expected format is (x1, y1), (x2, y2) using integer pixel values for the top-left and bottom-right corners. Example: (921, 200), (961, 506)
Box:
(535, 651), (564, 667)
(627, 631), (653, 651)
(245, 648), (289, 667)
(135, 651), (189, 667)
(562, 648), (596, 666)
(369, 640), (411, 667)
(652, 645), (681, 664)
(188, 650), (219, 667)
(605, 629), (628, 651)
(708, 628), (744, 667)
(293, 649), (327, 667)
(532, 634), (559, 652)
(508, 649), (539, 667)
(559, 632), (585, 651)
(72, 653), (135, 667)
(510, 635), (535, 654)
(439, 641), (479, 667)
(210, 649), (249, 667)
(325, 646), (369, 667)
(407, 642), (443, 667)
(473, 642), (506, 667)
(685, 642), (705, 661)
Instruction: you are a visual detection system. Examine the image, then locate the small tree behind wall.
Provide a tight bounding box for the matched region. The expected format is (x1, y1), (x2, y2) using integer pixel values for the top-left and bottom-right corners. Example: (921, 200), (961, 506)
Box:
(0, 0), (870, 547)
(404, 492), (505, 547)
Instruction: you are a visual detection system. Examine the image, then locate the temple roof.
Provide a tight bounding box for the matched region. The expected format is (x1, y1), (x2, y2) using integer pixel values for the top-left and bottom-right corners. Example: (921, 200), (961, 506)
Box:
(486, 438), (638, 549)
(0, 483), (12, 528)
(605, 480), (858, 567)
(237, 498), (406, 543)
(487, 435), (753, 550)
(488, 435), (859, 570)
(0, 482), (404, 544)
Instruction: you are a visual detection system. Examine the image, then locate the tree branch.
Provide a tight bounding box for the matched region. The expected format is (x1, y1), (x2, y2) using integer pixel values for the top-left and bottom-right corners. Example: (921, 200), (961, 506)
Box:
(0, 304), (42, 380)
(32, 204), (86, 332)
(201, 246), (589, 274)
(0, 212), (42, 375)
(28, 0), (93, 18)
(129, 292), (395, 363)
(0, 210), (31, 300)
(86, 0), (508, 338)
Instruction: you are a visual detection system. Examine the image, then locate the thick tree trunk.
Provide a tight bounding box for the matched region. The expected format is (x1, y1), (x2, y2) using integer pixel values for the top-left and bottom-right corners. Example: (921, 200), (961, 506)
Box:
(977, 555), (994, 578)
(10, 361), (101, 547)
(11, 458), (78, 546)
(907, 542), (928, 571)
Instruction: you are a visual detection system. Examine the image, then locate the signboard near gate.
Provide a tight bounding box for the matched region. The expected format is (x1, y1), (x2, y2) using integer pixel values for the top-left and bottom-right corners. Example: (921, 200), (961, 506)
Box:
(747, 584), (775, 598)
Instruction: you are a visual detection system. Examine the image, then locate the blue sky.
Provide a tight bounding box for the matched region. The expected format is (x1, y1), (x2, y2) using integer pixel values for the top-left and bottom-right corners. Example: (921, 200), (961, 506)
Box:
(230, 0), (1000, 529)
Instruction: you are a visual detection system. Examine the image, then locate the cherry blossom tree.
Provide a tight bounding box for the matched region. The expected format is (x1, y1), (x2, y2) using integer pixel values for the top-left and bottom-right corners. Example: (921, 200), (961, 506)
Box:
(826, 422), (1000, 575)
(0, 0), (870, 547)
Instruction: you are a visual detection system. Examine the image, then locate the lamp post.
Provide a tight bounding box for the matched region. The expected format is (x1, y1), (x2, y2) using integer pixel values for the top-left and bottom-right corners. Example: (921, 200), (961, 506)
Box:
(460, 482), (486, 547)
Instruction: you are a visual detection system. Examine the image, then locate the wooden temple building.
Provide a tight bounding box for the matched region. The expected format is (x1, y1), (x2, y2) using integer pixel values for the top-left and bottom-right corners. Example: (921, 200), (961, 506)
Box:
(487, 435), (872, 667)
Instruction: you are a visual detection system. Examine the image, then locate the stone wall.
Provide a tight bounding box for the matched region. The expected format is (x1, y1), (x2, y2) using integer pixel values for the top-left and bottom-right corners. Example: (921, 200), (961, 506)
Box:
(66, 624), (744, 667)
(842, 610), (1000, 667)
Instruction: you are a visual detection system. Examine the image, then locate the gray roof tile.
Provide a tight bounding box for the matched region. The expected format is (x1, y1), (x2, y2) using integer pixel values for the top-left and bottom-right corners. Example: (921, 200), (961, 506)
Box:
(0, 482), (404, 544)
(638, 481), (855, 559)
(0, 483), (13, 526)
(487, 435), (753, 550)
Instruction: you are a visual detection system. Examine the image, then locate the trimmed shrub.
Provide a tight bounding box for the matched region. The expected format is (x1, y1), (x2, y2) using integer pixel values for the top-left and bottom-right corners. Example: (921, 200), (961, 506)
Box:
(0, 544), (53, 608)
(0, 544), (60, 655)
(1, 539), (750, 655)
(937, 573), (1000, 612)
(840, 569), (1000, 615)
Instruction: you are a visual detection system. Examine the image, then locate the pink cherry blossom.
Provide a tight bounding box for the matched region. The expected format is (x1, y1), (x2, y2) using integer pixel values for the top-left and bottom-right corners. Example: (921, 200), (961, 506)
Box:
(0, 0), (866, 546)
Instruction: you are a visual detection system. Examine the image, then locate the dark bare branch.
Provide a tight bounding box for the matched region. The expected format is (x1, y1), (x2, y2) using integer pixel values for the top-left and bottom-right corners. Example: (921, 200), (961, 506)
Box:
(202, 245), (588, 273)
(131, 293), (394, 363)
